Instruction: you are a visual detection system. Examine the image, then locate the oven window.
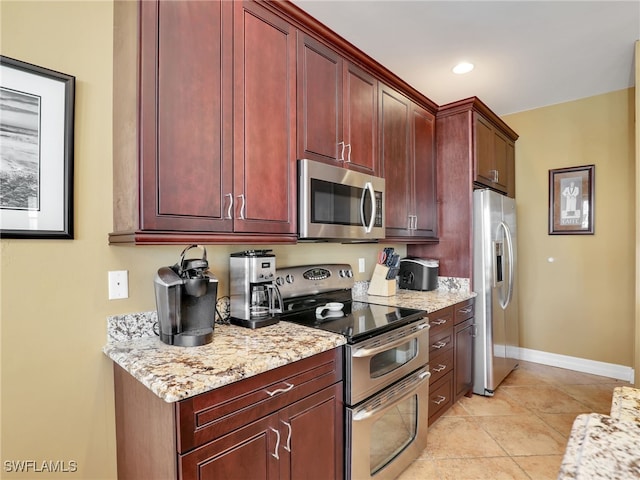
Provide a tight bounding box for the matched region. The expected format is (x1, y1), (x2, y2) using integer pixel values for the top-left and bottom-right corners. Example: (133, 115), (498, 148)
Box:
(370, 394), (417, 475)
(369, 339), (417, 378)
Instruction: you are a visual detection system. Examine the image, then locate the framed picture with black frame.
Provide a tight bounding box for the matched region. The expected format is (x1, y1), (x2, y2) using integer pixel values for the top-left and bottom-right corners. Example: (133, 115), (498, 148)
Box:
(548, 164), (594, 235)
(0, 55), (75, 239)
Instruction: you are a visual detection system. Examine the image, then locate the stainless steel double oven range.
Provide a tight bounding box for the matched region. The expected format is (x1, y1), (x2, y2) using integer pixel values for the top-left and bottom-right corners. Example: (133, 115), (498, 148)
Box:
(276, 264), (431, 480)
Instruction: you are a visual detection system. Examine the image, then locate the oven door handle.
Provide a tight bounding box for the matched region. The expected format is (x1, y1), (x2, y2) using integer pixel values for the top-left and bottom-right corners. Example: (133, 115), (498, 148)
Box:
(351, 322), (429, 358)
(352, 369), (431, 421)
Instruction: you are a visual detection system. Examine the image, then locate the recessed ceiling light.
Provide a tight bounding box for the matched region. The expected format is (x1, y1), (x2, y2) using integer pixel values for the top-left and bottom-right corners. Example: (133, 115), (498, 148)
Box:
(452, 62), (474, 74)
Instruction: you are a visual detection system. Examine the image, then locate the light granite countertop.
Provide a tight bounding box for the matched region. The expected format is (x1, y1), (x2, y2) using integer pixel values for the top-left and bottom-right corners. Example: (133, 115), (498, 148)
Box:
(104, 279), (475, 404)
(103, 322), (346, 403)
(354, 289), (476, 312)
(558, 386), (640, 479)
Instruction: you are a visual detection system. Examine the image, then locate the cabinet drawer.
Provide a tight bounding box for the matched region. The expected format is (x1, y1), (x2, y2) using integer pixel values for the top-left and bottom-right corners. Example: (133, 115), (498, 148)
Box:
(428, 307), (453, 336)
(176, 348), (343, 453)
(429, 348), (454, 385)
(429, 329), (453, 357)
(454, 299), (475, 324)
(428, 372), (453, 426)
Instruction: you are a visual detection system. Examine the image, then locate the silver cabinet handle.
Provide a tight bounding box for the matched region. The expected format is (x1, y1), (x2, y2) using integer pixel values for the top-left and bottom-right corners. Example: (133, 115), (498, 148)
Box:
(407, 216), (412, 230)
(459, 307), (473, 314)
(265, 382), (294, 397)
(225, 193), (233, 220)
(431, 318), (447, 326)
(346, 144), (352, 163)
(282, 421), (292, 452)
(433, 395), (447, 405)
(432, 364), (447, 373)
(338, 141), (345, 162)
(237, 194), (245, 220)
(432, 341), (448, 349)
(269, 427), (280, 459)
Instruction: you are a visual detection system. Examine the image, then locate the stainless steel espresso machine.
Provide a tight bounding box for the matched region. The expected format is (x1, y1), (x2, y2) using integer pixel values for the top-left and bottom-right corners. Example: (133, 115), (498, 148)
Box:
(154, 245), (218, 346)
(229, 250), (281, 328)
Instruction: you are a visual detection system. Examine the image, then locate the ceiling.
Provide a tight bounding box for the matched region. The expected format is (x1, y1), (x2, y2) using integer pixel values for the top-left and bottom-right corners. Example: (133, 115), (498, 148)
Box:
(290, 1), (640, 116)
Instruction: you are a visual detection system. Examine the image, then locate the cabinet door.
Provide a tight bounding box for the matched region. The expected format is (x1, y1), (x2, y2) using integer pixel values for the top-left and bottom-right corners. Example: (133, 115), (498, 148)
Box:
(411, 104), (437, 238)
(179, 415), (279, 480)
(474, 113), (496, 190)
(343, 62), (378, 174)
(281, 383), (344, 480)
(454, 317), (474, 401)
(233, 1), (297, 234)
(492, 130), (510, 193)
(297, 34), (342, 164)
(140, 0), (233, 232)
(379, 83), (411, 237)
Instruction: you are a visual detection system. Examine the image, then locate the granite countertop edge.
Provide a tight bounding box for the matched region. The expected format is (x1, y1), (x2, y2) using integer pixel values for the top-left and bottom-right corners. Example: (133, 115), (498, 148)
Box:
(104, 286), (476, 403)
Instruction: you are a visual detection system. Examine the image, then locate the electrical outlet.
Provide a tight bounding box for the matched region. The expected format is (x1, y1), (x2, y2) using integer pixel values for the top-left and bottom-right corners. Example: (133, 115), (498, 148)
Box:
(358, 258), (366, 273)
(108, 270), (129, 300)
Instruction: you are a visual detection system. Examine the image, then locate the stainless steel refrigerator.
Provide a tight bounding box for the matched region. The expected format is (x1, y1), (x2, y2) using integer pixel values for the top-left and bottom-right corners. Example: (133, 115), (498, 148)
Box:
(472, 189), (519, 396)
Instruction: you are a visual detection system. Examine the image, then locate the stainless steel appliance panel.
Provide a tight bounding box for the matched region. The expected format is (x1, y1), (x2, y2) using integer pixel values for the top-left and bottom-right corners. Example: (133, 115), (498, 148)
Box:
(346, 366), (430, 480)
(472, 189), (519, 395)
(345, 319), (430, 405)
(298, 159), (385, 240)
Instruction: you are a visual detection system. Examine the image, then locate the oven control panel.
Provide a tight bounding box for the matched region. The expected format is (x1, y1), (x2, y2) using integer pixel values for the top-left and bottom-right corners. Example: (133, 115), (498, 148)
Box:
(275, 264), (354, 299)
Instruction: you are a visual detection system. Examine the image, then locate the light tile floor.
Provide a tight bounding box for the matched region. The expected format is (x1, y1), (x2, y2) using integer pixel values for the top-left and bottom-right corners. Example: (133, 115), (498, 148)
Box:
(398, 360), (632, 480)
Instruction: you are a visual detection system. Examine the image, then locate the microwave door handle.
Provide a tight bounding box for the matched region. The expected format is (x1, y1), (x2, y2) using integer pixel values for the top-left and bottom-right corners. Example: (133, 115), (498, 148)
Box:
(360, 182), (376, 233)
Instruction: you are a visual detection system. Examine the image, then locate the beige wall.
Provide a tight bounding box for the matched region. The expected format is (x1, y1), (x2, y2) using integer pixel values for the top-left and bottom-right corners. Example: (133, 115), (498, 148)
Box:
(504, 89), (636, 367)
(1, 1), (636, 479)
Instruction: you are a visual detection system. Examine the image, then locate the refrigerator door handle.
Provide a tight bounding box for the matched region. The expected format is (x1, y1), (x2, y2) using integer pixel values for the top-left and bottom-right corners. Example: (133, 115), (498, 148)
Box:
(500, 221), (515, 308)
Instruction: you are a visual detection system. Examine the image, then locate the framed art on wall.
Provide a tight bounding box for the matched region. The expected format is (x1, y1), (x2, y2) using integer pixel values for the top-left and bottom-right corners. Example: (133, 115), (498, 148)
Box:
(548, 164), (594, 235)
(0, 55), (75, 239)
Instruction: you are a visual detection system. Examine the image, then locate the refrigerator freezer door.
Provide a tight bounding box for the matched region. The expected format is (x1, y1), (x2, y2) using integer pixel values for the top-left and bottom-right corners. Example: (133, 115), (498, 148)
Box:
(473, 189), (519, 395)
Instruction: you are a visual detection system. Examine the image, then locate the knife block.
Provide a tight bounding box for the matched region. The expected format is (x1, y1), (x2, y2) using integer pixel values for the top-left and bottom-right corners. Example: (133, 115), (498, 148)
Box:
(367, 264), (397, 297)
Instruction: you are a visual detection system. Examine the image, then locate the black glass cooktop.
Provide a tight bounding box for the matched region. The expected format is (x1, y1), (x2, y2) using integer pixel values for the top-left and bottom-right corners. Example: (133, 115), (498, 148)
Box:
(280, 292), (426, 343)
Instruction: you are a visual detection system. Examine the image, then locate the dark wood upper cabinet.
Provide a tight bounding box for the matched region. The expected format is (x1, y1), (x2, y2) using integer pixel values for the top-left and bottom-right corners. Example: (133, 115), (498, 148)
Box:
(233, 0), (297, 236)
(474, 112), (515, 196)
(381, 84), (437, 241)
(297, 34), (378, 174)
(408, 97), (517, 277)
(111, 0), (296, 244)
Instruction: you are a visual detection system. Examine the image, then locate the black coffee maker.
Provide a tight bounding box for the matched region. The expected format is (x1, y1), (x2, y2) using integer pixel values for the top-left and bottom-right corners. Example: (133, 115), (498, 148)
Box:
(154, 245), (218, 346)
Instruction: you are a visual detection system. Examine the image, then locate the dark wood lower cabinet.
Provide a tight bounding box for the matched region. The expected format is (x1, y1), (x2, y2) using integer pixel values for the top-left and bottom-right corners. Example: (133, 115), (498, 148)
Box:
(114, 348), (343, 480)
(427, 299), (475, 425)
(180, 384), (342, 480)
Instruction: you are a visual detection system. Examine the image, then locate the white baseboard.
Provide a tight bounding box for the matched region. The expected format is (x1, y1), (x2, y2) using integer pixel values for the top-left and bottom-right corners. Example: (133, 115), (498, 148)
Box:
(517, 347), (635, 383)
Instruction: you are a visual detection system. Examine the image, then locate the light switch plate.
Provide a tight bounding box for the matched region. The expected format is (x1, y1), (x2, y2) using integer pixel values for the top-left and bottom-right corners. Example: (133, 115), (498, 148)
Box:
(358, 258), (366, 273)
(108, 270), (129, 299)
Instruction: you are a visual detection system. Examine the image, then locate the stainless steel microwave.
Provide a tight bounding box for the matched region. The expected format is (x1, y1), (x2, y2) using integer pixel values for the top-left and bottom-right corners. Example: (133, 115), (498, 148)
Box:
(298, 159), (385, 241)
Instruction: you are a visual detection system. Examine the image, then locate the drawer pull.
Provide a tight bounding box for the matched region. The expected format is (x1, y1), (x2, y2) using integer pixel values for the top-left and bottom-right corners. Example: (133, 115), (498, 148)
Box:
(282, 421), (292, 452)
(430, 318), (447, 326)
(432, 364), (447, 372)
(432, 341), (448, 349)
(269, 427), (280, 459)
(433, 395), (447, 405)
(265, 382), (294, 397)
(459, 307), (473, 314)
